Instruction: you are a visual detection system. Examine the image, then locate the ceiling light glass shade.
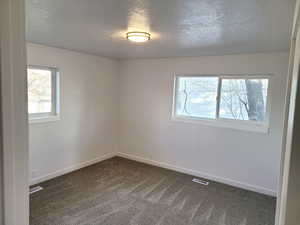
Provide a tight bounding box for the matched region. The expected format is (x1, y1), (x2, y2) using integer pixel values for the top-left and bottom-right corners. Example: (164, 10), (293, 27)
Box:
(126, 32), (151, 43)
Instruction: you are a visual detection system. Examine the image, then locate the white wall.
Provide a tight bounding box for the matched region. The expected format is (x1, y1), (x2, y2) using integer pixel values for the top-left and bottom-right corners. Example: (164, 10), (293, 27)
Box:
(27, 43), (119, 184)
(27, 45), (289, 196)
(119, 52), (289, 196)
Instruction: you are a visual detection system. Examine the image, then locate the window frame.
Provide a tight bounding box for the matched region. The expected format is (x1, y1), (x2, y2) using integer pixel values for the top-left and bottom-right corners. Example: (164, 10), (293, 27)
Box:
(172, 74), (272, 133)
(27, 65), (60, 123)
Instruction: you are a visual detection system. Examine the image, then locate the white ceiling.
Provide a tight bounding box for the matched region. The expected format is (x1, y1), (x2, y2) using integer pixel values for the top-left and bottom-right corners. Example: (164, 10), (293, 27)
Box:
(26, 0), (295, 59)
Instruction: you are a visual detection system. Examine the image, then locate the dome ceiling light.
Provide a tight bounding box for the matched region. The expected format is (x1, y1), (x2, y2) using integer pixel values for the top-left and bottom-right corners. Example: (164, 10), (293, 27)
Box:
(126, 31), (151, 43)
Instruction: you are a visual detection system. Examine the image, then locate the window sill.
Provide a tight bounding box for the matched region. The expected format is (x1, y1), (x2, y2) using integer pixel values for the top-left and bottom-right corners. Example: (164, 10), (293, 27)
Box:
(171, 116), (269, 134)
(29, 116), (60, 124)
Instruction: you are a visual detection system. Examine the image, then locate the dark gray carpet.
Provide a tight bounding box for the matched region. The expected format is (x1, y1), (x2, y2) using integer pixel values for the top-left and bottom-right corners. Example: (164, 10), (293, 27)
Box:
(30, 157), (276, 225)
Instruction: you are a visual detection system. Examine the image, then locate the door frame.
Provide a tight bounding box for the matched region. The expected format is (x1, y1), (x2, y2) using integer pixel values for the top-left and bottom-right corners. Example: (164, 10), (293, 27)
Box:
(275, 0), (300, 224)
(0, 0), (29, 224)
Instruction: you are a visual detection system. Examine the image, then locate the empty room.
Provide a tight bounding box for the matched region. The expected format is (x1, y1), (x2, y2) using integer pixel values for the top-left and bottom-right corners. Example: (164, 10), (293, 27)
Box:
(3, 0), (299, 224)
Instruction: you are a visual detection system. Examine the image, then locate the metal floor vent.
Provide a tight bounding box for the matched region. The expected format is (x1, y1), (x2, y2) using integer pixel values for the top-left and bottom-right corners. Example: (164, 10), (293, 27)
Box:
(30, 186), (43, 194)
(192, 178), (209, 186)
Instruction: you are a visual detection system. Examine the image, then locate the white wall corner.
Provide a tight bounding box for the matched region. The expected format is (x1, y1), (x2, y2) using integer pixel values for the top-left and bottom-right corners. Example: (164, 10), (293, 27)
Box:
(117, 152), (277, 197)
(30, 152), (118, 186)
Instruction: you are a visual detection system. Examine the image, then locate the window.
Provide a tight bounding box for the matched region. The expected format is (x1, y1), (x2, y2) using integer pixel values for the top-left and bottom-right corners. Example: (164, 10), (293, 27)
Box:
(27, 66), (59, 122)
(173, 75), (271, 132)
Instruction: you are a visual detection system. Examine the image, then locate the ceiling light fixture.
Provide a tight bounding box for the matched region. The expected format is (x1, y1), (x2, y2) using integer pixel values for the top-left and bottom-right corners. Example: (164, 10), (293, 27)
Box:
(126, 31), (151, 43)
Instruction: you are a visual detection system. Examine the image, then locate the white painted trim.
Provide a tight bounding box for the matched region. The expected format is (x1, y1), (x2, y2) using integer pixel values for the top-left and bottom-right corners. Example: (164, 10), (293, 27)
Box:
(29, 115), (60, 124)
(275, 36), (296, 225)
(171, 117), (269, 133)
(1, 0), (29, 224)
(30, 151), (276, 196)
(117, 152), (277, 197)
(28, 65), (60, 121)
(291, 0), (300, 41)
(30, 153), (117, 185)
(276, 1), (300, 225)
(172, 74), (272, 134)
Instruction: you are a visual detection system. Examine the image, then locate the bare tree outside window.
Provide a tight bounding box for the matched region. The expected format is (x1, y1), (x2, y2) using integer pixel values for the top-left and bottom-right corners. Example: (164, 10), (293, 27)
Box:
(174, 76), (269, 124)
(219, 79), (268, 122)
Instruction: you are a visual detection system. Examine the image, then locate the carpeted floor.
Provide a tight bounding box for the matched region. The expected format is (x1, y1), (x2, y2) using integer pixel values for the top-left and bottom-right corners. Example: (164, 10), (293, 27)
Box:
(30, 157), (276, 225)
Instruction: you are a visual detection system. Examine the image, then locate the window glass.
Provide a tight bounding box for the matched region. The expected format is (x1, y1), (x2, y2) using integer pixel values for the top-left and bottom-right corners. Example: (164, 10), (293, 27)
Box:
(173, 75), (270, 132)
(219, 79), (268, 122)
(27, 67), (54, 115)
(175, 77), (219, 119)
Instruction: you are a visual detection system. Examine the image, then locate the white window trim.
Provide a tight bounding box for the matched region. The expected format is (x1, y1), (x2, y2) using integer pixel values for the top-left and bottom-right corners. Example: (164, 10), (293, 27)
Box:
(28, 65), (60, 124)
(171, 74), (273, 133)
(29, 115), (60, 124)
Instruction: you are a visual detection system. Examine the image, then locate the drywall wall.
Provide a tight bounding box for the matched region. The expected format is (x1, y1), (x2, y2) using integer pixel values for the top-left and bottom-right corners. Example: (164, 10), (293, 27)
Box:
(283, 8), (300, 224)
(27, 45), (289, 196)
(285, 37), (300, 225)
(0, 58), (3, 225)
(27, 43), (119, 184)
(119, 52), (289, 196)
(0, 112), (2, 225)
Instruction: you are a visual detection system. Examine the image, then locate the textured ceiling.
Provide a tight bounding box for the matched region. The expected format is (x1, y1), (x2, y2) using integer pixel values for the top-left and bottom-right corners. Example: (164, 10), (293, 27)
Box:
(26, 0), (295, 59)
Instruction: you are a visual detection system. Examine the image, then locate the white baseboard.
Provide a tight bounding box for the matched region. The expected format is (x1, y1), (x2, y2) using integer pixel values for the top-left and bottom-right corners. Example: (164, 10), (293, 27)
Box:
(30, 151), (277, 197)
(30, 152), (117, 185)
(117, 152), (277, 197)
